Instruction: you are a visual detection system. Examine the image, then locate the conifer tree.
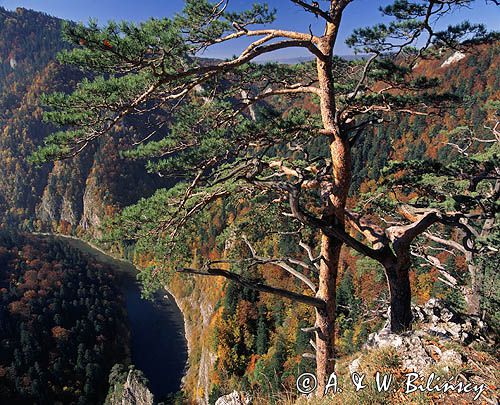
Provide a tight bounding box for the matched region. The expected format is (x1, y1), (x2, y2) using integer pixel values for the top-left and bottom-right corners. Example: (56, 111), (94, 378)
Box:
(33, 0), (497, 394)
(375, 100), (499, 318)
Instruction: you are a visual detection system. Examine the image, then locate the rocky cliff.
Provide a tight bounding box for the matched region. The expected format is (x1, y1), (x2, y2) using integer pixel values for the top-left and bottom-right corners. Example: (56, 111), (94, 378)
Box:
(0, 7), (168, 235)
(107, 369), (154, 405)
(166, 275), (224, 404)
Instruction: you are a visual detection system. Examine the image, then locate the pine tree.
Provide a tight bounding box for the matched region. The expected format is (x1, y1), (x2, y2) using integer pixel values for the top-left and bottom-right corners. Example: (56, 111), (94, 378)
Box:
(32, 0), (497, 394)
(376, 100), (499, 318)
(255, 306), (269, 355)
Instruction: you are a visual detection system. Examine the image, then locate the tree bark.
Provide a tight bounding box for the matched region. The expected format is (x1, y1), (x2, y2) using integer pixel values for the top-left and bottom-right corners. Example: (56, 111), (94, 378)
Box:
(315, 233), (341, 395)
(464, 251), (481, 316)
(385, 262), (413, 333)
(314, 38), (351, 397)
(307, 7), (350, 395)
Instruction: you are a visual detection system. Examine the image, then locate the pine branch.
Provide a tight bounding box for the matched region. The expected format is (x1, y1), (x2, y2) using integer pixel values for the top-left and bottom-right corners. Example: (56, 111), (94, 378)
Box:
(178, 266), (326, 309)
(289, 0), (334, 22)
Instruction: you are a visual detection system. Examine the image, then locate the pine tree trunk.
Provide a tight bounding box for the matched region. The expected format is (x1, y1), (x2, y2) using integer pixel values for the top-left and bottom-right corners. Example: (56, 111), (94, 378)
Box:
(385, 263), (413, 333)
(315, 233), (341, 395)
(465, 252), (481, 316)
(313, 92), (351, 395)
(313, 14), (350, 396)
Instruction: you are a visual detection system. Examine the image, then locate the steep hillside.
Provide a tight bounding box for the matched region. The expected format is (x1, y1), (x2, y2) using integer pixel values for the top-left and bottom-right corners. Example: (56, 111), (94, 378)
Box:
(156, 44), (500, 403)
(0, 6), (498, 405)
(0, 6), (167, 234)
(351, 44), (499, 191)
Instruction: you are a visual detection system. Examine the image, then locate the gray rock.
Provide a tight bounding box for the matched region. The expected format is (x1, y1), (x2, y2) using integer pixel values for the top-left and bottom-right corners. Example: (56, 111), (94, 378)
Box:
(439, 350), (463, 368)
(425, 344), (442, 358)
(444, 322), (462, 339)
(366, 327), (403, 349)
(364, 299), (494, 376)
(366, 328), (436, 372)
(349, 356), (362, 374)
(462, 319), (473, 332)
(109, 370), (154, 405)
(423, 306), (435, 317)
(440, 308), (454, 322)
(400, 336), (434, 372)
(425, 298), (441, 310)
(413, 329), (426, 338)
(428, 326), (448, 338)
(215, 391), (252, 405)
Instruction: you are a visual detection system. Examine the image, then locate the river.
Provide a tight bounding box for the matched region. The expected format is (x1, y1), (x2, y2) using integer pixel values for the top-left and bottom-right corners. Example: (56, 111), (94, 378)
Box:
(38, 234), (188, 399)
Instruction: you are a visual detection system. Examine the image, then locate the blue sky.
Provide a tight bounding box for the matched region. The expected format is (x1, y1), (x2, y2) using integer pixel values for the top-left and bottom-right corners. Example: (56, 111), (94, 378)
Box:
(1, 0), (498, 58)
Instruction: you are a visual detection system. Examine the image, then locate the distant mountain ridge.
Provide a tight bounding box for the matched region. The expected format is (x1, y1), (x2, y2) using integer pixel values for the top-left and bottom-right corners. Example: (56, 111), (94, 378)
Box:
(255, 54), (367, 64)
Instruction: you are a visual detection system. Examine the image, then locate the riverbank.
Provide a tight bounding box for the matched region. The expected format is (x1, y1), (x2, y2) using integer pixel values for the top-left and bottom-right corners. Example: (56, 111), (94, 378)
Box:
(32, 232), (189, 399)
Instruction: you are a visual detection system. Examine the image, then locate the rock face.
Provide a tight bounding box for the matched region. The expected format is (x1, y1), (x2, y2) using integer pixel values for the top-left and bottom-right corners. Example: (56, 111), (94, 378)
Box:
(37, 161), (88, 228)
(109, 370), (154, 405)
(364, 299), (493, 372)
(167, 279), (219, 405)
(79, 167), (104, 232)
(412, 298), (491, 344)
(441, 51), (466, 67)
(197, 349), (217, 404)
(215, 391), (252, 405)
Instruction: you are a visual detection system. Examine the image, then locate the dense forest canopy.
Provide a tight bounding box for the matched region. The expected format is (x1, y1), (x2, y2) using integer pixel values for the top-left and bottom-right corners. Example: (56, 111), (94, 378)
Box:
(0, 232), (129, 404)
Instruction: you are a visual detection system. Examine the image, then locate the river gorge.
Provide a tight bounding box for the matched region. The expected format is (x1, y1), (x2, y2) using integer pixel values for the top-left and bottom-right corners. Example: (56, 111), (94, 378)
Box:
(37, 234), (189, 400)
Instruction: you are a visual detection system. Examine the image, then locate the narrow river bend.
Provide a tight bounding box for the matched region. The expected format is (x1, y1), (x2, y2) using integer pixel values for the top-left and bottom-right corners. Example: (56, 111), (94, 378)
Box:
(37, 234), (188, 399)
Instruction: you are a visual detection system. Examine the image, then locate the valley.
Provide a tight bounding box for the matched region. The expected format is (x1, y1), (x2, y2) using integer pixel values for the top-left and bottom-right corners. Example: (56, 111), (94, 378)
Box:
(0, 2), (498, 404)
(37, 234), (189, 401)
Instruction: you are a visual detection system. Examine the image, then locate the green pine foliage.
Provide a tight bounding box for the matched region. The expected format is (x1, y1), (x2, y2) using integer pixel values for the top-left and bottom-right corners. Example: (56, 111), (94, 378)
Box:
(21, 0), (499, 400)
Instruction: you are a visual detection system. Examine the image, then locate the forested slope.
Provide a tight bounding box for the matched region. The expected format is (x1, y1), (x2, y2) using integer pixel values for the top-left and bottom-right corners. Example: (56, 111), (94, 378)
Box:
(351, 44), (499, 190)
(144, 43), (499, 402)
(0, 6), (498, 404)
(0, 232), (129, 404)
(0, 6), (167, 234)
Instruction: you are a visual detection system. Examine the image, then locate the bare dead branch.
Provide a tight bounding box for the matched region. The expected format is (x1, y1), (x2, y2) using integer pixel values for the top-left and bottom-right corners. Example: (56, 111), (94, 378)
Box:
(178, 266), (326, 309)
(424, 232), (467, 254)
(242, 236), (318, 293)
